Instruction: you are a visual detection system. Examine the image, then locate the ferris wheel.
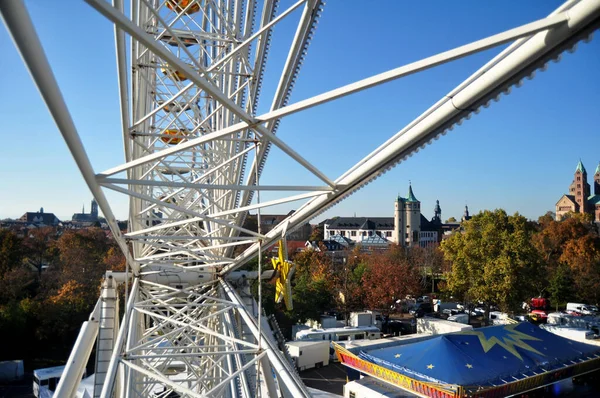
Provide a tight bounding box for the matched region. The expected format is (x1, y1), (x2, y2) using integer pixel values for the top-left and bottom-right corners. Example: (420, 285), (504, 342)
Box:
(1, 0), (599, 397)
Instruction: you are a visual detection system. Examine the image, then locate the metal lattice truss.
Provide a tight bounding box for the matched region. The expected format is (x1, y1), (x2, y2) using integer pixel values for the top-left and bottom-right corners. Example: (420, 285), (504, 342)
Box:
(1, 0), (599, 396)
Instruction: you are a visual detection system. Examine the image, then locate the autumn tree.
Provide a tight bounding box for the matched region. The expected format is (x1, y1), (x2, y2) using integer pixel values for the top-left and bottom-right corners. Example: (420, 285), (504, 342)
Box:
(533, 215), (593, 270)
(54, 228), (111, 285)
(23, 227), (59, 275)
(560, 233), (600, 304)
(308, 225), (324, 242)
(533, 214), (600, 304)
(362, 245), (420, 312)
(0, 229), (23, 275)
(441, 209), (543, 318)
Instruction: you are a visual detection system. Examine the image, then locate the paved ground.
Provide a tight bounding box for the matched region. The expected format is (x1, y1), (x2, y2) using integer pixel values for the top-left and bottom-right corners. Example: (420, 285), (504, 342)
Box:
(299, 361), (347, 396)
(0, 380), (34, 398)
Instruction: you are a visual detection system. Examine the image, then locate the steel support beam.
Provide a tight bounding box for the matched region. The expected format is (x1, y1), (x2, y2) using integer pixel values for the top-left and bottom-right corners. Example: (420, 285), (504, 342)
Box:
(94, 10), (572, 176)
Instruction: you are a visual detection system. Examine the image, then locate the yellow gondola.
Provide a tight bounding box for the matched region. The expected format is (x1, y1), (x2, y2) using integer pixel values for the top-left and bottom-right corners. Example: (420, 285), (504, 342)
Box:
(157, 100), (194, 113)
(160, 129), (188, 145)
(161, 68), (188, 82)
(166, 0), (200, 15)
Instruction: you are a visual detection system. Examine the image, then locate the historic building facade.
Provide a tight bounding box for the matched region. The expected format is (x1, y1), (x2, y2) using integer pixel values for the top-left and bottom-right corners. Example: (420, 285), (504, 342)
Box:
(72, 198), (100, 222)
(323, 184), (451, 247)
(555, 160), (600, 222)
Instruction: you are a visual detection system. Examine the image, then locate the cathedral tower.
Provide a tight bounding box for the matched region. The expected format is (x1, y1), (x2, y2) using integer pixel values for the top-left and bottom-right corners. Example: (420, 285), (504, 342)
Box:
(393, 196), (403, 245)
(594, 162), (600, 196)
(405, 184), (421, 247)
(91, 198), (99, 219)
(569, 160), (590, 213)
(432, 200), (442, 224)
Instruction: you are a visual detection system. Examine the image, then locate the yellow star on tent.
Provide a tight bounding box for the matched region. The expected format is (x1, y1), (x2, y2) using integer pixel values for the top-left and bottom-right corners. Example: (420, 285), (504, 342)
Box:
(394, 354), (401, 358)
(465, 364), (473, 369)
(271, 240), (296, 311)
(460, 324), (543, 361)
(427, 364), (434, 369)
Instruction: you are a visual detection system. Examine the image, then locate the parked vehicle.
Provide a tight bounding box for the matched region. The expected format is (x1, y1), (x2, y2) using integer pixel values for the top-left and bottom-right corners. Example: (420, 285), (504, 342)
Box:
(295, 326), (381, 342)
(530, 310), (549, 322)
(285, 341), (329, 371)
(33, 365), (87, 398)
(33, 366), (65, 398)
(447, 313), (469, 324)
(409, 302), (433, 318)
(566, 303), (599, 316)
(529, 297), (551, 323)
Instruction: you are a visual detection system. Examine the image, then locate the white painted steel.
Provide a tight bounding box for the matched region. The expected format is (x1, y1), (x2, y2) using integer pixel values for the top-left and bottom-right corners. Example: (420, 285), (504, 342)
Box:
(2, 0), (599, 396)
(54, 300), (101, 398)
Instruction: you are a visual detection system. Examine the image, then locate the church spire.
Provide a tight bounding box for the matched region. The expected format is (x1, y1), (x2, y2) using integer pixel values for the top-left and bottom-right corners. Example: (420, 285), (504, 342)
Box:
(462, 205), (471, 222)
(406, 183), (418, 202)
(432, 199), (442, 223)
(595, 161), (600, 175)
(576, 159), (587, 174)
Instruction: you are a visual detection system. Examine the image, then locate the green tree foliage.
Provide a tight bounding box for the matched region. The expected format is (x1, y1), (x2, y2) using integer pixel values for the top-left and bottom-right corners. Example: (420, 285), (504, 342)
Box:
(441, 209), (543, 314)
(548, 262), (574, 312)
(286, 271), (333, 323)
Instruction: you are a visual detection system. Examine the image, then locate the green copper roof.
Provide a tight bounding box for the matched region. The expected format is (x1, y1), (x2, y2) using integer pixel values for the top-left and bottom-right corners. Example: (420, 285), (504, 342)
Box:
(406, 184), (418, 202)
(595, 162), (600, 175)
(589, 195), (600, 205)
(576, 160), (586, 174)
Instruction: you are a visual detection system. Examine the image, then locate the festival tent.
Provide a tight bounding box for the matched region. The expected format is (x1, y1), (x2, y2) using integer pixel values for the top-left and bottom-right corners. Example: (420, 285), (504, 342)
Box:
(336, 323), (600, 397)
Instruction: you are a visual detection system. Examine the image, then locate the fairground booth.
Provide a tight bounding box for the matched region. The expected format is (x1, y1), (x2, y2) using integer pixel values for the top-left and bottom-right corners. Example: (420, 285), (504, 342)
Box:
(335, 323), (600, 397)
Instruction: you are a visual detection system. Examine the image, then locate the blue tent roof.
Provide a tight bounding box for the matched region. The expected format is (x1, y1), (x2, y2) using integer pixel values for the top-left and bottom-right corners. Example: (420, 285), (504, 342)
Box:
(358, 323), (600, 387)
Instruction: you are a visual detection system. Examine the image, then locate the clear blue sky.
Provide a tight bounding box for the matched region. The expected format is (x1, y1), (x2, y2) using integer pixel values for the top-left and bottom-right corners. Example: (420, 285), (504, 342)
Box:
(1, 1), (598, 223)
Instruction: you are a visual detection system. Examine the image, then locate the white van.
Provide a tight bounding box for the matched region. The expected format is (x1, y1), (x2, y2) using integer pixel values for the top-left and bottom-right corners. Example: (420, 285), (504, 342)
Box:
(33, 365), (86, 398)
(33, 365), (65, 397)
(566, 303), (599, 315)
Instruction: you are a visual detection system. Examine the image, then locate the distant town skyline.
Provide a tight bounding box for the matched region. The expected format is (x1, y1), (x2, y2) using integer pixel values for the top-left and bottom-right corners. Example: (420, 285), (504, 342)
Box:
(1, 1), (598, 225)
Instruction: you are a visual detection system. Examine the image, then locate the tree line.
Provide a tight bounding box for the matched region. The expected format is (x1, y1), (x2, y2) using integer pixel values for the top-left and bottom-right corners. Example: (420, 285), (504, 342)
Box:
(1, 209), (598, 363)
(257, 210), (600, 336)
(442, 210), (600, 314)
(0, 227), (124, 366)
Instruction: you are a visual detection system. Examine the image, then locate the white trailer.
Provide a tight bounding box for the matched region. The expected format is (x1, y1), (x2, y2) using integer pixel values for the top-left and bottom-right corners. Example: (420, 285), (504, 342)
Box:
(285, 341), (330, 371)
(417, 318), (473, 335)
(350, 312), (374, 327)
(33, 366), (66, 398)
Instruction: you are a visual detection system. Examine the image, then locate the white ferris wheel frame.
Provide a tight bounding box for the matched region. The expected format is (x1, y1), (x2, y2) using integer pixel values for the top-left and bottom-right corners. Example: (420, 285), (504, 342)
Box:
(1, 0), (599, 397)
